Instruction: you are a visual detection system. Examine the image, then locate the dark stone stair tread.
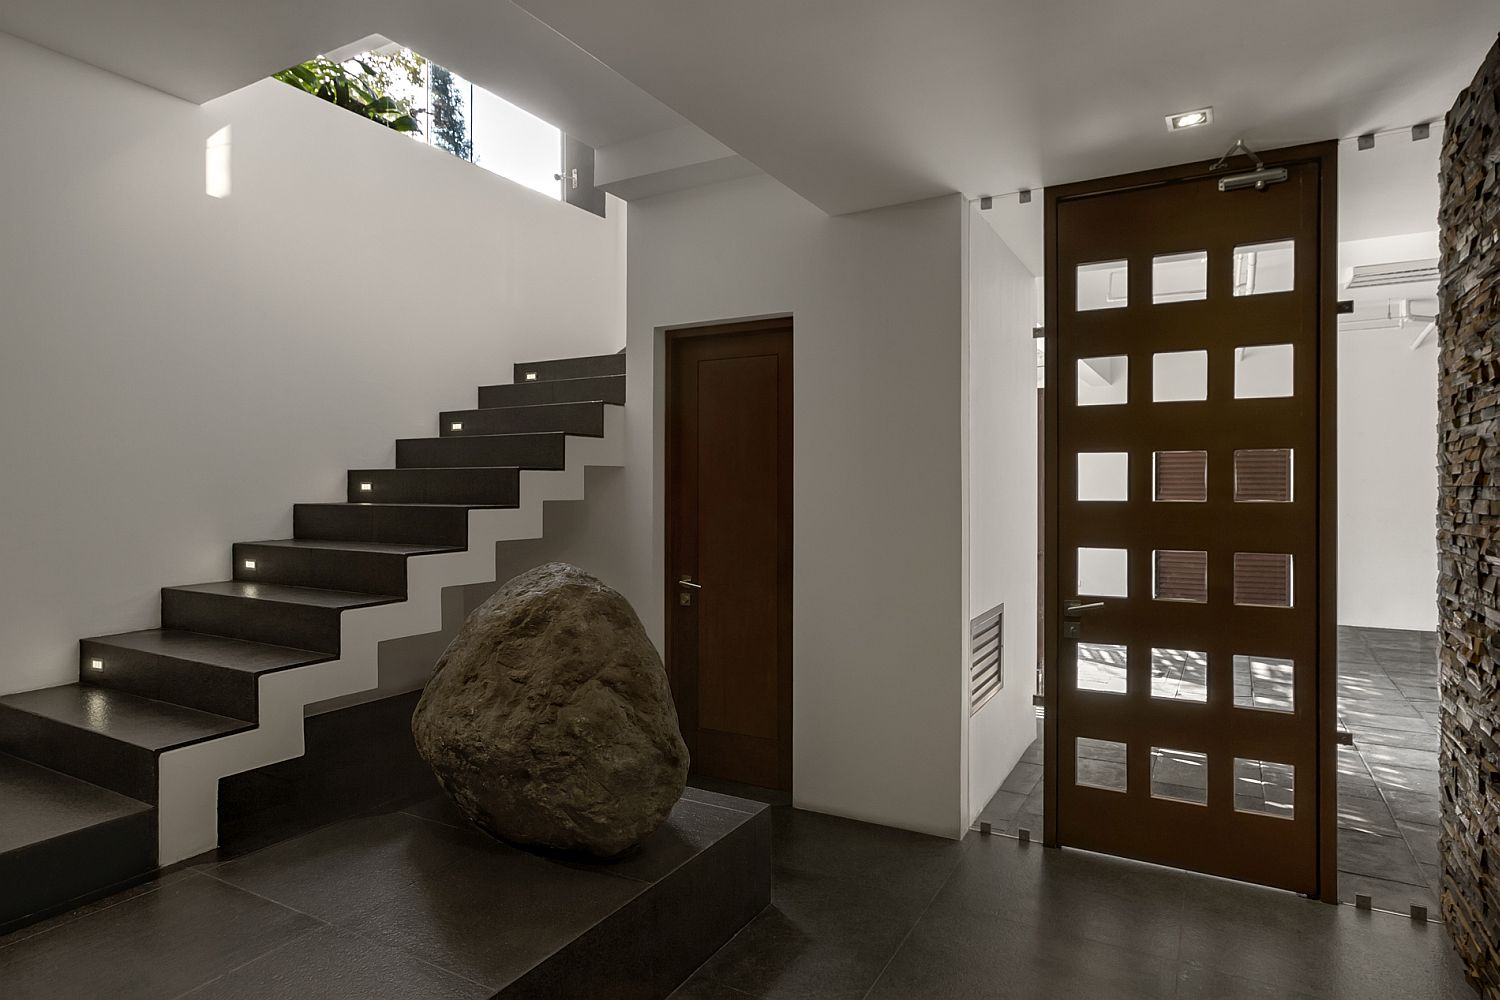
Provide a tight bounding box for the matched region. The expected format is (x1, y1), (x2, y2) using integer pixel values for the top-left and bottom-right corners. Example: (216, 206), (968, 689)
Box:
(400, 430), (566, 442)
(0, 685), (253, 754)
(478, 374), (620, 394)
(240, 539), (461, 557)
(349, 465), (524, 472)
(85, 628), (332, 675)
(164, 580), (402, 609)
(0, 752), (151, 854)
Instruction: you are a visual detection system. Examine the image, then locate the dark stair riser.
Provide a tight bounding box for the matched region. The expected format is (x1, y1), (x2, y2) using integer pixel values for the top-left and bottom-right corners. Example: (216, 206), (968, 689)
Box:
(0, 811), (157, 933)
(79, 639), (260, 723)
(294, 504), (471, 548)
(478, 374), (625, 408)
(513, 353), (625, 383)
(395, 433), (566, 470)
(439, 401), (606, 439)
(0, 704), (157, 802)
(346, 468), (520, 506)
(161, 589), (346, 655)
(233, 542), (412, 598)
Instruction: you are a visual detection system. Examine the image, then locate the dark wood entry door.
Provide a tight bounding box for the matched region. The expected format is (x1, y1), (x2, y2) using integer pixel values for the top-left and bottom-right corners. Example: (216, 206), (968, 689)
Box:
(1043, 144), (1337, 897)
(667, 319), (793, 791)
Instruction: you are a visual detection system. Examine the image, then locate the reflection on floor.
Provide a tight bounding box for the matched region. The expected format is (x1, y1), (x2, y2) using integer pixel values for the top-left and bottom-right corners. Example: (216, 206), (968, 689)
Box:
(1335, 626), (1441, 913)
(978, 626), (1441, 915)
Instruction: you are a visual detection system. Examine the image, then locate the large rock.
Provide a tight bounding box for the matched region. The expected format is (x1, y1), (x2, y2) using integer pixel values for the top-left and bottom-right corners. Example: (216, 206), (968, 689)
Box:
(412, 562), (690, 857)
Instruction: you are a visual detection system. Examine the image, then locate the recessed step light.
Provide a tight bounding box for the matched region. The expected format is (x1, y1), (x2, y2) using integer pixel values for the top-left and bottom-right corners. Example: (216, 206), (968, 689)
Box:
(89, 658), (104, 671)
(1166, 107), (1213, 132)
(359, 482), (373, 492)
(450, 422), (463, 432)
(243, 559), (257, 571)
(524, 372), (538, 381)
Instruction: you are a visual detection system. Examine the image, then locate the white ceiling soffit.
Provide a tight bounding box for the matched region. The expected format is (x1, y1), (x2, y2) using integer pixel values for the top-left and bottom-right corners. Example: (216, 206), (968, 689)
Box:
(512, 0), (1496, 216)
(0, 0), (684, 148)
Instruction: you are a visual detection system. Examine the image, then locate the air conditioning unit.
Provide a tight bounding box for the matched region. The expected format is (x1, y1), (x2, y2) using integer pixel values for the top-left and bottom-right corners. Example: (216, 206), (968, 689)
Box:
(1345, 259), (1439, 290)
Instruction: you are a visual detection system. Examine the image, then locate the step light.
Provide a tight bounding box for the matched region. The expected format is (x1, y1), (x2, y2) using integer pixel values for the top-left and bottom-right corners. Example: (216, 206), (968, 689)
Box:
(1166, 107), (1213, 132)
(359, 482), (373, 492)
(89, 658), (104, 671)
(243, 559), (257, 571)
(524, 371), (538, 381)
(451, 422), (463, 432)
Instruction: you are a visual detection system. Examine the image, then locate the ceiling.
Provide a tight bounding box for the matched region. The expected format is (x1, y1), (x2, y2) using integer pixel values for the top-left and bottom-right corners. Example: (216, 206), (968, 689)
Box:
(980, 127), (1444, 279)
(0, 0), (1481, 234)
(0, 0), (684, 148)
(512, 0), (1493, 214)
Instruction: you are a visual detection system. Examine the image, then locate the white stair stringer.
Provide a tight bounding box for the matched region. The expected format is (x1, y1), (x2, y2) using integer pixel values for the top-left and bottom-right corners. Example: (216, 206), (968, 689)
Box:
(155, 406), (624, 864)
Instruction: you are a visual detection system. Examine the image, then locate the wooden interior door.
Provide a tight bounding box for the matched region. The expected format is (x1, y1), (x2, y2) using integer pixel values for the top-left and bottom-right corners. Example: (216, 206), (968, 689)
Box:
(667, 319), (793, 791)
(1043, 144), (1338, 897)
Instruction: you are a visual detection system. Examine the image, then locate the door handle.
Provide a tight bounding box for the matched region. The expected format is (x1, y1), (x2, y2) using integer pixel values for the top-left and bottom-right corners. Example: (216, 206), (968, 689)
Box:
(678, 577), (703, 590)
(1064, 599), (1104, 617)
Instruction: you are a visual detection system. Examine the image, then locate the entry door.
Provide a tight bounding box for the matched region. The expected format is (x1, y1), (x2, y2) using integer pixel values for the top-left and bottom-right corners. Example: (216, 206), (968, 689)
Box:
(1043, 144), (1337, 897)
(667, 319), (793, 791)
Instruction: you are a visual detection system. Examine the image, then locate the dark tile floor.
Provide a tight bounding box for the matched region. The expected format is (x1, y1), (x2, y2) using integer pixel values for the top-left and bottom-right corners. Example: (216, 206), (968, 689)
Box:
(670, 809), (1472, 999)
(0, 775), (1474, 999)
(0, 789), (759, 1000)
(976, 625), (1442, 916)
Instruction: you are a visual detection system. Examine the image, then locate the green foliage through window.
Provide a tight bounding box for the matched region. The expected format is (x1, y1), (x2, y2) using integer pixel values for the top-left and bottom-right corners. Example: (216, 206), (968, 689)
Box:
(273, 54), (424, 135)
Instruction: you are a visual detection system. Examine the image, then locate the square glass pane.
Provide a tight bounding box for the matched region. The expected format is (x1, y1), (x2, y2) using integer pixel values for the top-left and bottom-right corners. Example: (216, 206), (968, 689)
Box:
(1151, 747), (1207, 804)
(1233, 240), (1295, 296)
(1153, 350), (1208, 402)
(1154, 451), (1207, 502)
(1151, 647), (1208, 703)
(1078, 452), (1129, 501)
(1234, 449), (1292, 502)
(1234, 758), (1294, 819)
(1077, 642), (1127, 695)
(1153, 250), (1208, 303)
(1234, 553), (1292, 607)
(1077, 737), (1127, 792)
(1234, 343), (1294, 398)
(1077, 260), (1128, 311)
(1233, 654), (1295, 713)
(1153, 549), (1207, 603)
(1077, 356), (1128, 406)
(1078, 547), (1128, 598)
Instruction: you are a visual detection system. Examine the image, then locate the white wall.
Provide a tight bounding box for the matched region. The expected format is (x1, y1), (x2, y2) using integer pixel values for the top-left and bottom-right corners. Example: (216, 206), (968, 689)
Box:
(499, 174), (969, 838)
(964, 208), (1040, 824)
(1337, 233), (1440, 631)
(0, 31), (625, 697)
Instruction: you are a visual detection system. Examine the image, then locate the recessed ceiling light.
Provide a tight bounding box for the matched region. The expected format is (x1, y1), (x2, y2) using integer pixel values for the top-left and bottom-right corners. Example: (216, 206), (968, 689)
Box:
(1166, 108), (1213, 132)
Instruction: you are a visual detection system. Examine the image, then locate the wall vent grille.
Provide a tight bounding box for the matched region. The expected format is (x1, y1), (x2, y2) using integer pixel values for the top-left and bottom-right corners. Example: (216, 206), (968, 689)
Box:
(971, 604), (1004, 714)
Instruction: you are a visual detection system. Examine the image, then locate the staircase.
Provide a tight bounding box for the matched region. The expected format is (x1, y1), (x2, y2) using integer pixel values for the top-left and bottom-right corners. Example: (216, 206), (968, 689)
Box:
(0, 353), (626, 930)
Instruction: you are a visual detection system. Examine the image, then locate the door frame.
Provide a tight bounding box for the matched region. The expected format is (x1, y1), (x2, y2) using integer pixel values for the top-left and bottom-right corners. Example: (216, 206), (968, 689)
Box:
(1041, 142), (1339, 901)
(663, 316), (795, 792)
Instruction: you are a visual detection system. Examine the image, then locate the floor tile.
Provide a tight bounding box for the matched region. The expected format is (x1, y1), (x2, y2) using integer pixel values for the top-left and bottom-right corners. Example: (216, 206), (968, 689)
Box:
(865, 897), (1177, 1000)
(178, 924), (488, 999)
(1337, 870), (1438, 915)
(0, 872), (318, 1000)
(333, 843), (644, 989)
(210, 811), (486, 922)
(1337, 827), (1427, 885)
(693, 864), (928, 999)
(770, 806), (963, 903)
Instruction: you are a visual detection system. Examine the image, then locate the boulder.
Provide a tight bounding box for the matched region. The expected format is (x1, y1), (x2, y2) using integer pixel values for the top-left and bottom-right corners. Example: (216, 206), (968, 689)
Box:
(412, 562), (690, 857)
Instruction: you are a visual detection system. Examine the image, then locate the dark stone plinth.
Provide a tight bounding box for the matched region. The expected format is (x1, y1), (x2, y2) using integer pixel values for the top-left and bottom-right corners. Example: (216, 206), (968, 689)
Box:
(499, 787), (772, 999)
